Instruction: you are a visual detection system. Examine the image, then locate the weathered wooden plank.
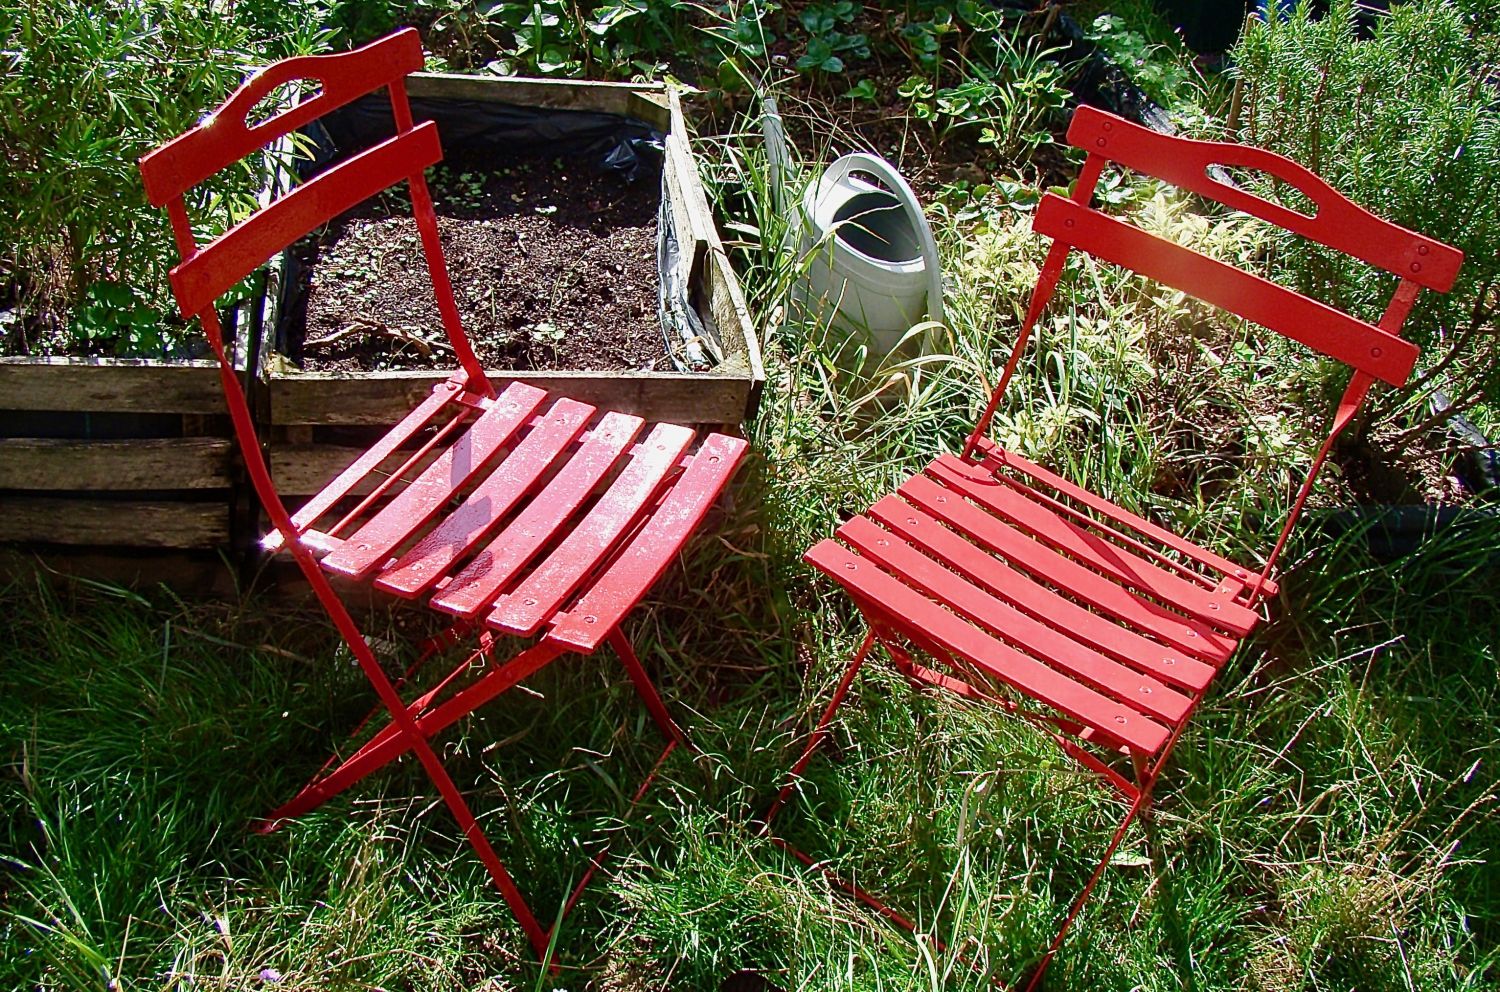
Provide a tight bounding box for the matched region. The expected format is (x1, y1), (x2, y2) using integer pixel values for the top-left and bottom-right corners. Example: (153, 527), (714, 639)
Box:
(407, 73), (670, 129)
(668, 90), (726, 255)
(0, 358), (223, 414)
(662, 130), (719, 365)
(0, 438), (232, 490)
(667, 87), (762, 412)
(0, 498), (229, 548)
(270, 370), (752, 426)
(703, 250), (765, 411)
(273, 441), (436, 497)
(663, 131), (708, 298)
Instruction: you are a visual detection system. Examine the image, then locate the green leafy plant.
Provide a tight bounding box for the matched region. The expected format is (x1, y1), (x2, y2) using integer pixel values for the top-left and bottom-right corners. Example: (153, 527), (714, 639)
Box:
(698, 0), (780, 62)
(432, 166), (488, 209)
(897, 34), (1068, 160)
(0, 0), (328, 357)
(407, 0), (694, 81)
(484, 1), (584, 75)
(1085, 12), (1193, 106)
(793, 1), (869, 75)
(318, 0), (405, 46)
(586, 0), (689, 78)
(71, 281), (177, 357)
(896, 6), (956, 72)
(1232, 0), (1500, 445)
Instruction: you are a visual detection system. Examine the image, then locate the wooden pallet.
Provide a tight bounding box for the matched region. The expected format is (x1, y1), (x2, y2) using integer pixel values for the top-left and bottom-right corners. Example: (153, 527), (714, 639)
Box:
(0, 357), (238, 551)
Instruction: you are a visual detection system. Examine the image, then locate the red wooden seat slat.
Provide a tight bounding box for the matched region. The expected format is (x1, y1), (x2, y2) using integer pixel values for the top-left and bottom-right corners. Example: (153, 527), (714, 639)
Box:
(373, 397), (599, 598)
(549, 432), (748, 652)
(837, 516), (1193, 724)
(281, 382), (463, 543)
(805, 540), (1171, 755)
(429, 412), (645, 617)
(899, 474), (1239, 662)
(927, 456), (1261, 635)
(488, 423), (697, 638)
(864, 496), (1218, 692)
(322, 385), (547, 578)
(975, 438), (1275, 598)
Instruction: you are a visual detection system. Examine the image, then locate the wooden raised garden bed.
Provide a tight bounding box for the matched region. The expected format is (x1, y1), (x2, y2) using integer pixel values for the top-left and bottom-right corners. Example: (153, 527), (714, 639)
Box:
(0, 356), (240, 555)
(263, 74), (763, 503)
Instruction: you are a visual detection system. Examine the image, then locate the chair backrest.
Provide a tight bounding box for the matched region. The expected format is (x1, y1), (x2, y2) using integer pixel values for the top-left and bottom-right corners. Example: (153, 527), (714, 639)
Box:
(139, 27), (488, 393)
(965, 105), (1463, 592)
(138, 29), (488, 554)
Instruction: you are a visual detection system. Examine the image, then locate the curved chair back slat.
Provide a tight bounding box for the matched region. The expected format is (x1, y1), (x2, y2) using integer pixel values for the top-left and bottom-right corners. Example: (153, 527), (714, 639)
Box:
(140, 29), (424, 206)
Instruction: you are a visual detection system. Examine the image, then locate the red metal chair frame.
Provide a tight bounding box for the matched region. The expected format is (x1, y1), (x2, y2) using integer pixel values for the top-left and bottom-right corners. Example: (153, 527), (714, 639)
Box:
(139, 29), (746, 962)
(765, 105), (1462, 987)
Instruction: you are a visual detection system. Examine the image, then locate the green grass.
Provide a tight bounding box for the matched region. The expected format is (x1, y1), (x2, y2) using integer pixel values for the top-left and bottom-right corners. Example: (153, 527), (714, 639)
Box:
(5, 191), (1498, 987)
(5, 6), (1500, 990)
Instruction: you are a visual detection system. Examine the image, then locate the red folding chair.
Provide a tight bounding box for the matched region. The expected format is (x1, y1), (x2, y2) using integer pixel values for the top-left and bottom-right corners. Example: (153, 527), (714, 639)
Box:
(138, 29), (746, 961)
(765, 105), (1462, 987)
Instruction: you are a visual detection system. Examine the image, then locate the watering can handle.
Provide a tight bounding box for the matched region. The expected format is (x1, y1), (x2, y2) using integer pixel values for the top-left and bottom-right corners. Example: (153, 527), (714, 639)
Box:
(817, 153), (945, 328)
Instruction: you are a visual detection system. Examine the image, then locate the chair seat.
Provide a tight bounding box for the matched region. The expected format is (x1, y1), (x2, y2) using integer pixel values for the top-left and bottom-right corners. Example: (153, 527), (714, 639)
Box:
(804, 444), (1264, 758)
(272, 378), (746, 653)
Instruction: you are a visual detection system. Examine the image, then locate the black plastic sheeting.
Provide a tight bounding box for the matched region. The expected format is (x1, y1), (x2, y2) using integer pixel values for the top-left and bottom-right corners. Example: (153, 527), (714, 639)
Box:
(1433, 391), (1500, 494)
(311, 94), (664, 182)
(274, 94), (710, 370)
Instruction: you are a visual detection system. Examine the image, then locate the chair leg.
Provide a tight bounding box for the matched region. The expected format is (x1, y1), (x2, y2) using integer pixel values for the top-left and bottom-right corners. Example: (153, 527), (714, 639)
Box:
(265, 637), (490, 826)
(554, 735), (680, 928)
(763, 627), (877, 830)
(608, 627), (686, 747)
(261, 641), (563, 827)
(539, 629), (707, 943)
(435, 763), (553, 961)
(1021, 759), (1155, 992)
(291, 566), (554, 959)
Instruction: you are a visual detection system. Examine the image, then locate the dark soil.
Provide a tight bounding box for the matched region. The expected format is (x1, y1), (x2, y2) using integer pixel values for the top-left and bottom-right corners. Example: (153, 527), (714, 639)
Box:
(1338, 424), (1471, 505)
(291, 149), (664, 373)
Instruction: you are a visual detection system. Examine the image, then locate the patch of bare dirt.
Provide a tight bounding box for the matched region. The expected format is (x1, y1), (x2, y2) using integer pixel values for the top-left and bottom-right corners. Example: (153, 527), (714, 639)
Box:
(291, 149), (665, 373)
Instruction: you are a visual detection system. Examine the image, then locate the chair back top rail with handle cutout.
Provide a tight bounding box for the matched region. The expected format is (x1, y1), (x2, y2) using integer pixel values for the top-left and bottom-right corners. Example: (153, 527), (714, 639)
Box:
(141, 28), (747, 962)
(768, 104), (1461, 989)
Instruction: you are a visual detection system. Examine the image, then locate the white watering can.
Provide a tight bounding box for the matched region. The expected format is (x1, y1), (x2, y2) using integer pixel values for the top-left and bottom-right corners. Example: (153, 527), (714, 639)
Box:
(793, 152), (943, 371)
